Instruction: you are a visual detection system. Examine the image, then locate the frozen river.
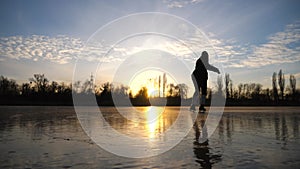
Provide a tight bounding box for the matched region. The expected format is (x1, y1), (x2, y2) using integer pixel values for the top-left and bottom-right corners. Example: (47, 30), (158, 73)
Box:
(0, 106), (299, 168)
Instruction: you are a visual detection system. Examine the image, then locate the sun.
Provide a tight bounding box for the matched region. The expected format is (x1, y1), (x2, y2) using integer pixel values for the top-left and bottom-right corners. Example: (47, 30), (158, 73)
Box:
(146, 85), (156, 97)
(129, 69), (176, 98)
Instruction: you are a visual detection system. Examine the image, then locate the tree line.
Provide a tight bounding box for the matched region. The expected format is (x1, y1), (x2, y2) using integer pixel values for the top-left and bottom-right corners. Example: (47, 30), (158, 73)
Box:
(219, 69), (299, 105)
(0, 74), (188, 106)
(0, 70), (299, 106)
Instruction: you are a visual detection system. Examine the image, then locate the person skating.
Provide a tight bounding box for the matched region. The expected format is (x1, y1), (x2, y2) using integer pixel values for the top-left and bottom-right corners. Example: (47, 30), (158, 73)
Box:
(190, 51), (220, 113)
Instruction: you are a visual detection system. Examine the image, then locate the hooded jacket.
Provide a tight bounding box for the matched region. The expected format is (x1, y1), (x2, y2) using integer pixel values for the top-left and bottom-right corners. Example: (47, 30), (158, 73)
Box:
(192, 51), (218, 81)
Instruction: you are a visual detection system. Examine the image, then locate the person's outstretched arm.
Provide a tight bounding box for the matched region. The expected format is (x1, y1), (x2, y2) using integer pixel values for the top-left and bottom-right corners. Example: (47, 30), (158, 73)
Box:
(207, 64), (220, 74)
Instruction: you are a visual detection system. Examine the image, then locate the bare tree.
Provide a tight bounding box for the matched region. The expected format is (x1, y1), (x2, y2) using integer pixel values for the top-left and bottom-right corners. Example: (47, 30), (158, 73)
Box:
(225, 73), (230, 98)
(238, 83), (243, 99)
(100, 82), (113, 98)
(167, 83), (176, 97)
(82, 80), (93, 94)
(229, 79), (233, 99)
(177, 83), (188, 99)
(253, 83), (262, 99)
(73, 81), (81, 94)
(278, 69), (285, 100)
(48, 81), (58, 94)
(57, 82), (71, 94)
(29, 74), (49, 94)
(272, 72), (279, 102)
(21, 83), (31, 96)
(244, 84), (249, 98)
(0, 76), (19, 95)
(135, 87), (149, 100)
(216, 75), (223, 96)
(290, 74), (296, 100)
(261, 88), (270, 101)
(163, 73), (167, 97)
(113, 85), (129, 98)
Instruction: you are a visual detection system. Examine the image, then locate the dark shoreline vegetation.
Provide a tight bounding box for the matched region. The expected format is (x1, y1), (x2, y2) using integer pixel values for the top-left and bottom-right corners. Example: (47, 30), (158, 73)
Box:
(0, 70), (299, 106)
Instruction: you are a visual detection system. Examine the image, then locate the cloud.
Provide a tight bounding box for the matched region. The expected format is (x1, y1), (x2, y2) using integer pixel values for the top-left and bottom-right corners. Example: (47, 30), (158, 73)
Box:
(0, 35), (83, 64)
(163, 0), (205, 8)
(0, 21), (299, 69)
(0, 34), (192, 64)
(242, 21), (300, 67)
(200, 33), (249, 67)
(293, 72), (300, 79)
(208, 20), (300, 68)
(0, 35), (118, 64)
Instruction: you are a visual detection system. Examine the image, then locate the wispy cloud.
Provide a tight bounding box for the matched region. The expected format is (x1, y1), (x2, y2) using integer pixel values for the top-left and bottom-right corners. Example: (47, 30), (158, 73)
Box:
(242, 21), (300, 67)
(163, 0), (205, 8)
(1, 21), (299, 69)
(208, 20), (300, 68)
(200, 32), (249, 68)
(293, 72), (300, 79)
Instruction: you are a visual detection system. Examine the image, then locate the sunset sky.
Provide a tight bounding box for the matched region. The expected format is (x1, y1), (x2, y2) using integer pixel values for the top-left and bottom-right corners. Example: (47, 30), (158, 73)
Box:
(1, 0), (300, 96)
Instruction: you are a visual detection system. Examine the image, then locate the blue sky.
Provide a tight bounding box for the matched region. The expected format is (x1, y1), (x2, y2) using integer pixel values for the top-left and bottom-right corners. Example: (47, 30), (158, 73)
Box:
(0, 0), (300, 93)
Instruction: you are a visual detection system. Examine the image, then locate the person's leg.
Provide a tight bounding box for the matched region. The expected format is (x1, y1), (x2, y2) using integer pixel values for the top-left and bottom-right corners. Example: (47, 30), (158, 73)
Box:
(199, 80), (207, 111)
(190, 74), (199, 110)
(191, 91), (198, 110)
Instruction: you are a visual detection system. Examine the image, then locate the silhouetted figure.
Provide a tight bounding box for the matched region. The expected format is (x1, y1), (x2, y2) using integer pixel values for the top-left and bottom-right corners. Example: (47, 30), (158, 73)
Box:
(190, 51), (220, 112)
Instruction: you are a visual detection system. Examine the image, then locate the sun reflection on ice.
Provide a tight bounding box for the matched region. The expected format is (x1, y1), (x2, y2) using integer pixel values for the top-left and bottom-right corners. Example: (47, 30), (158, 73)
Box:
(145, 106), (164, 139)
